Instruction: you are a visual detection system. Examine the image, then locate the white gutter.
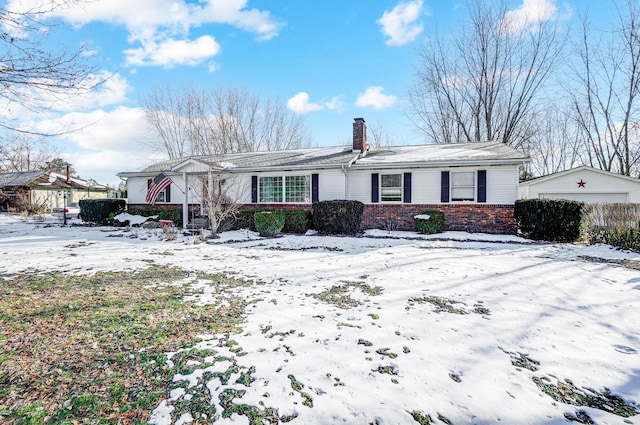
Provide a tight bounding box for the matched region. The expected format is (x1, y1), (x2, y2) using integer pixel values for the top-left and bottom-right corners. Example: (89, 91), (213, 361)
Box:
(341, 152), (361, 200)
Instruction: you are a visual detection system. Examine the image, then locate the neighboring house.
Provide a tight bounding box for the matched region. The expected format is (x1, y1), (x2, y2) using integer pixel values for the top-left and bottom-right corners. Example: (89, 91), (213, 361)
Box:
(118, 118), (530, 234)
(519, 166), (640, 203)
(0, 170), (113, 212)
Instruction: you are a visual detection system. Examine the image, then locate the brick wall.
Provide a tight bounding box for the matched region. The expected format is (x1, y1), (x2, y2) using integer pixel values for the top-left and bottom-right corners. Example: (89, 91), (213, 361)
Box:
(362, 204), (516, 234)
(142, 202), (516, 234)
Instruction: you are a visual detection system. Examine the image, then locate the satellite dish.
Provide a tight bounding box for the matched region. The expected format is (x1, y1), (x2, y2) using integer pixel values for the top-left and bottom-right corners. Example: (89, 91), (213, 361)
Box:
(48, 173), (57, 183)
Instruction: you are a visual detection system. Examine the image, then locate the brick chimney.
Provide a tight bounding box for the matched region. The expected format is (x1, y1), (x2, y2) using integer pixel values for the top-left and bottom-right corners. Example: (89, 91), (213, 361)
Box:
(352, 118), (367, 153)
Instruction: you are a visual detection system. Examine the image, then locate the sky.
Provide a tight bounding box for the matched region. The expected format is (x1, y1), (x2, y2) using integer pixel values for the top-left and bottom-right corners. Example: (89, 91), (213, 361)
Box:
(2, 213), (640, 424)
(0, 0), (616, 186)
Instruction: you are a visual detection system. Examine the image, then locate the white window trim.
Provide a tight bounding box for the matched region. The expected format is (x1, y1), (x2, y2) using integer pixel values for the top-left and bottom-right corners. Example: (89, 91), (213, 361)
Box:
(380, 173), (403, 203)
(450, 171), (476, 203)
(258, 174), (311, 204)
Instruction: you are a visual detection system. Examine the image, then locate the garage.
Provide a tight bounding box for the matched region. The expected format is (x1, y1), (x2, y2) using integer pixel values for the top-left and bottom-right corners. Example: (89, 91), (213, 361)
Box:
(520, 166), (640, 203)
(539, 192), (628, 203)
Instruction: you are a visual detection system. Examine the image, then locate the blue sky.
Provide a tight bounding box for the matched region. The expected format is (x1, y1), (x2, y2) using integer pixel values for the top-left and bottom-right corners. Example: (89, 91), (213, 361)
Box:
(1, 0), (614, 185)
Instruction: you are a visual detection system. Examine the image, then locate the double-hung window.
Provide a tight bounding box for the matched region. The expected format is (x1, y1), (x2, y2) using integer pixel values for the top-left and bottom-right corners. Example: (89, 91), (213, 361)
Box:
(450, 171), (476, 201)
(258, 175), (310, 203)
(380, 174), (403, 202)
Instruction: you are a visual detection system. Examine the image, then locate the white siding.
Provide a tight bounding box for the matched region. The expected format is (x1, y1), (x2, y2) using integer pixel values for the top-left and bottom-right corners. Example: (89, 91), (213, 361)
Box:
(412, 169), (441, 203)
(346, 166), (519, 204)
(319, 170), (346, 200)
(346, 171), (371, 203)
(521, 168), (640, 203)
(487, 167), (519, 203)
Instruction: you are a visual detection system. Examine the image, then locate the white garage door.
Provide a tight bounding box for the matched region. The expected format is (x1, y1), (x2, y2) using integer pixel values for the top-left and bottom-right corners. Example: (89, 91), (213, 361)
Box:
(539, 192), (628, 203)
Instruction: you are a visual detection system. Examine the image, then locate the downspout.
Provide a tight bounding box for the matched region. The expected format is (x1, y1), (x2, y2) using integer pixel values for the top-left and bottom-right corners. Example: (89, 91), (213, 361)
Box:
(342, 153), (361, 199)
(182, 172), (189, 229)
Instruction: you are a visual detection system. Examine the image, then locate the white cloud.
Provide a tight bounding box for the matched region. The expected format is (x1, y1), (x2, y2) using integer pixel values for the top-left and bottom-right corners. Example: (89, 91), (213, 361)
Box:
(5, 0), (281, 68)
(287, 92), (326, 115)
(502, 0), (558, 35)
(25, 106), (159, 185)
(123, 35), (221, 68)
(0, 71), (130, 124)
(377, 0), (424, 46)
(356, 87), (397, 110)
(35, 107), (151, 152)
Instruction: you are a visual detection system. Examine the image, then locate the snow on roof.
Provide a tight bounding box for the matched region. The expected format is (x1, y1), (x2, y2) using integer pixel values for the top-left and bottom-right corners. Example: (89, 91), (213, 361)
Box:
(357, 141), (528, 166)
(122, 142), (528, 176)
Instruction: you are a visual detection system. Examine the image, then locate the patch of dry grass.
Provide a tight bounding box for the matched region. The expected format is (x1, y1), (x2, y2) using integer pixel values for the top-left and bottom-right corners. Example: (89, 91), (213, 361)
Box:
(0, 266), (249, 424)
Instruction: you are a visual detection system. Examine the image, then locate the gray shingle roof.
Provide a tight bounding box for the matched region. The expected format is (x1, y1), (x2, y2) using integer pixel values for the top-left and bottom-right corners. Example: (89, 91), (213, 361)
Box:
(122, 141), (529, 176)
(0, 170), (47, 187)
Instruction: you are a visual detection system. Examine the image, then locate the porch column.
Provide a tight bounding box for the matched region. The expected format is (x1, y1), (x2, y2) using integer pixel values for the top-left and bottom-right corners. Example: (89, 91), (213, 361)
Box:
(182, 172), (189, 229)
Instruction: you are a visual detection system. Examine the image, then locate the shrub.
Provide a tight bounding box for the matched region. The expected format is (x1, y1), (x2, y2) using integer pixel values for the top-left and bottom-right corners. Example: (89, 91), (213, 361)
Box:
(414, 210), (445, 234)
(283, 210), (311, 234)
(79, 199), (126, 224)
(514, 199), (586, 242)
(232, 210), (257, 231)
(583, 203), (640, 251)
(254, 211), (286, 237)
(312, 200), (364, 235)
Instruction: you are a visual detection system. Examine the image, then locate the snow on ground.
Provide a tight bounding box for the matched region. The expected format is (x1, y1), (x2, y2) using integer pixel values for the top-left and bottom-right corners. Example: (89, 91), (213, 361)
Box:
(2, 213), (640, 424)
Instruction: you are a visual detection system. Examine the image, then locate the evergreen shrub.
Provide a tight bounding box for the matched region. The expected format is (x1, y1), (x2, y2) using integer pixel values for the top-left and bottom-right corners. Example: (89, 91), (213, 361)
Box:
(79, 199), (126, 224)
(312, 200), (364, 235)
(282, 210), (311, 234)
(254, 211), (286, 237)
(414, 210), (445, 234)
(232, 210), (257, 231)
(515, 199), (586, 242)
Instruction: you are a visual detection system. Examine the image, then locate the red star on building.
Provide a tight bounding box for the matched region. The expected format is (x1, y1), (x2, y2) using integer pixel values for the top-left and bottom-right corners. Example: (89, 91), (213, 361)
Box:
(577, 179), (586, 188)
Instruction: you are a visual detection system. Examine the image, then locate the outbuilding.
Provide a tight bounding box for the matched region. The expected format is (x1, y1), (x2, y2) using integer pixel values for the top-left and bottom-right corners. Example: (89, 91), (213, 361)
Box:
(519, 166), (640, 203)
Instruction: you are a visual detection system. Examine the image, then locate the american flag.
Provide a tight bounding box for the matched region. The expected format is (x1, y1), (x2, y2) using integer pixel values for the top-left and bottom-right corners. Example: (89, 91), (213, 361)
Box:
(146, 173), (172, 205)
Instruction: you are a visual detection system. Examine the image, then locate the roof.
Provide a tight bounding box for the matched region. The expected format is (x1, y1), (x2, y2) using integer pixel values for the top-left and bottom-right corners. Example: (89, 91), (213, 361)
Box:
(354, 141), (529, 168)
(0, 170), (47, 187)
(520, 166), (640, 186)
(0, 170), (111, 190)
(137, 146), (358, 174)
(119, 141), (529, 176)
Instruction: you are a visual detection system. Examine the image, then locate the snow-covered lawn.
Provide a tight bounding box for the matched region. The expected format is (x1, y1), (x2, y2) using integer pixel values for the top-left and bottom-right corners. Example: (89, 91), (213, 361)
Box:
(1, 213), (640, 424)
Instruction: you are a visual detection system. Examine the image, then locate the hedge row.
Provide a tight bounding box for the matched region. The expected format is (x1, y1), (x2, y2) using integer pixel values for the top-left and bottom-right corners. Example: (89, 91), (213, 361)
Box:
(79, 199), (126, 224)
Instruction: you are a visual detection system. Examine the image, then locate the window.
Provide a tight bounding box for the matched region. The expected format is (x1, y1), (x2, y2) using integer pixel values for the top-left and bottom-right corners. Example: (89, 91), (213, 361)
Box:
(381, 174), (402, 202)
(285, 176), (310, 203)
(258, 175), (310, 203)
(451, 171), (475, 201)
(259, 176), (283, 203)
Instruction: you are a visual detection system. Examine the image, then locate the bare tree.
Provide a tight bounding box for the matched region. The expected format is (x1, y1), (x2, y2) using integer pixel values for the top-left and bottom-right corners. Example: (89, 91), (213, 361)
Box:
(408, 0), (563, 149)
(198, 171), (244, 236)
(0, 1), (103, 135)
(0, 133), (58, 172)
(141, 85), (312, 159)
(569, 1), (640, 176)
(521, 105), (583, 178)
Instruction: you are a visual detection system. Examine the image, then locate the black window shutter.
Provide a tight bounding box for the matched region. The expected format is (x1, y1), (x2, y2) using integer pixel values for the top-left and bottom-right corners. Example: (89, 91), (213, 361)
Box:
(251, 176), (258, 203)
(441, 171), (450, 203)
(371, 173), (379, 203)
(311, 174), (319, 203)
(477, 170), (487, 203)
(403, 172), (412, 203)
(165, 184), (171, 203)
